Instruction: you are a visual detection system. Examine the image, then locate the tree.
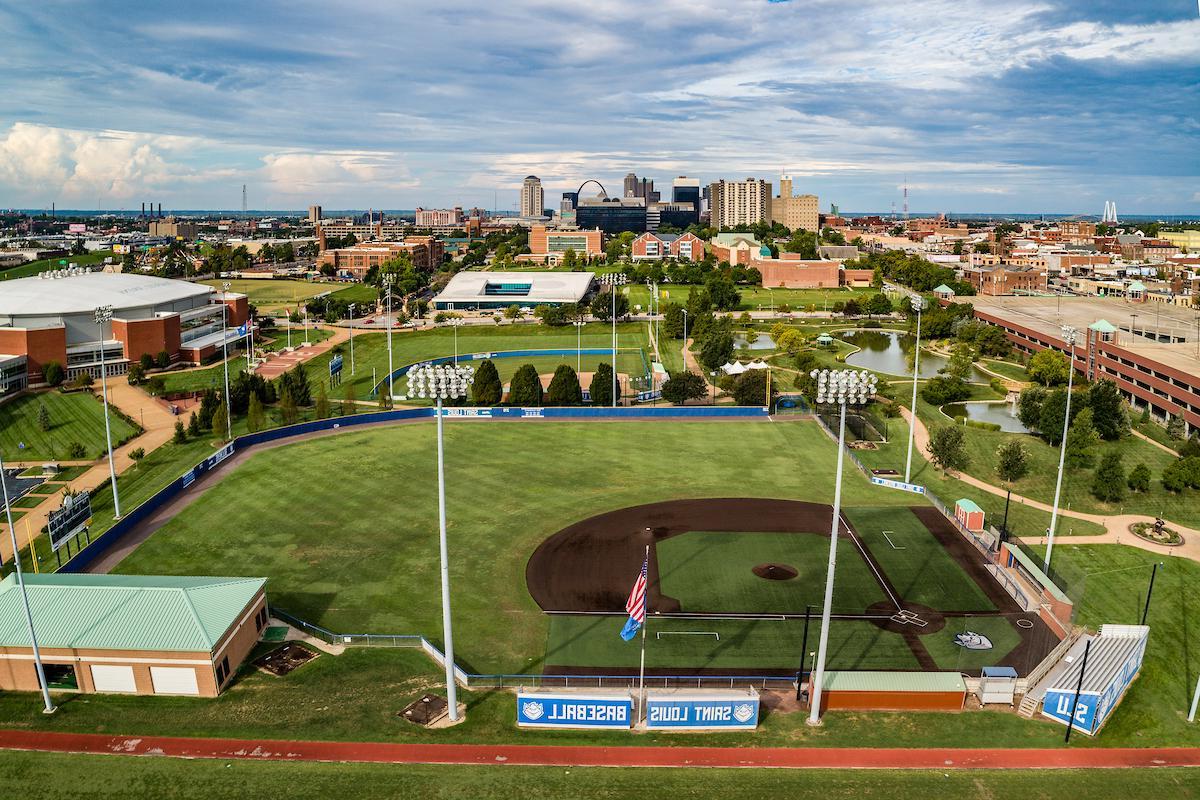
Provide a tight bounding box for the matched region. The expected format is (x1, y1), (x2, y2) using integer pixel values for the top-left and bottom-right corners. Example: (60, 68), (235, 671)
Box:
(1017, 387), (1045, 431)
(975, 326), (1012, 357)
(776, 329), (804, 354)
(842, 298), (862, 317)
(42, 361), (64, 387)
(279, 385), (299, 424)
(247, 393), (265, 433)
(867, 293), (893, 317)
(1127, 463), (1151, 492)
(341, 383), (356, 417)
(129, 447), (145, 468)
(562, 248), (577, 269)
(1087, 380), (1128, 440)
(927, 425), (969, 472)
(36, 403), (51, 431)
(1092, 452), (1126, 502)
(212, 404), (229, 439)
(920, 375), (971, 405)
(472, 359), (502, 405)
(508, 364), (543, 407)
(377, 388), (392, 410)
(590, 362), (618, 406)
(1038, 389), (1072, 445)
(661, 302), (685, 339)
(1064, 407), (1100, 468)
(995, 439), (1029, 536)
(590, 290), (629, 321)
(1026, 349), (1070, 387)
(1139, 405), (1151, 425)
(1167, 415), (1186, 441)
(187, 412), (201, 438)
(699, 330), (735, 371)
(173, 419), (187, 443)
(315, 384), (330, 420)
(704, 275), (741, 311)
(685, 287), (713, 317)
(504, 304), (522, 320)
(155, 350), (171, 369)
(732, 370), (774, 407)
(139, 353), (154, 371)
(661, 370), (707, 405)
(546, 365), (583, 406)
(127, 363), (145, 385)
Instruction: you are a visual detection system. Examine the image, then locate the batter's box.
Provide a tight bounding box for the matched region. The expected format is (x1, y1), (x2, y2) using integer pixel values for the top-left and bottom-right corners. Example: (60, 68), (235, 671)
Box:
(889, 609), (928, 627)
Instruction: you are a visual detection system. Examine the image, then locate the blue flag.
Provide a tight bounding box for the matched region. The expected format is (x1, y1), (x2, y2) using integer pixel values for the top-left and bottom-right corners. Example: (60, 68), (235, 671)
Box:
(236, 323), (248, 336)
(620, 616), (641, 641)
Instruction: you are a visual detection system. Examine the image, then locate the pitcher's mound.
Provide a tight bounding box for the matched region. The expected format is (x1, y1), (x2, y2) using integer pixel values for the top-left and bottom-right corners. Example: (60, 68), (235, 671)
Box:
(752, 563), (798, 581)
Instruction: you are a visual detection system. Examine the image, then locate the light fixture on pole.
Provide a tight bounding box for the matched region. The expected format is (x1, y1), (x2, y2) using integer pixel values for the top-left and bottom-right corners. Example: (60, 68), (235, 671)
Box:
(304, 306), (310, 346)
(807, 368), (878, 726)
(94, 305), (121, 519)
(406, 363), (475, 722)
(611, 286), (617, 407)
(384, 276), (395, 401)
(220, 283), (233, 440)
(1044, 325), (1077, 573)
(903, 295), (925, 484)
(0, 453), (55, 713)
(348, 303), (357, 375)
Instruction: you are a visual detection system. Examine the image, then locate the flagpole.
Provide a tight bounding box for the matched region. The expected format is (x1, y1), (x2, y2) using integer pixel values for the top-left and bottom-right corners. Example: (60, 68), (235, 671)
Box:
(638, 543), (648, 724)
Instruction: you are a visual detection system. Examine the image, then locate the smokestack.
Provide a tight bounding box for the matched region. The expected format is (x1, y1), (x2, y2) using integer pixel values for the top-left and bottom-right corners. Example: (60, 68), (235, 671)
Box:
(158, 203), (162, 219)
(141, 202), (145, 219)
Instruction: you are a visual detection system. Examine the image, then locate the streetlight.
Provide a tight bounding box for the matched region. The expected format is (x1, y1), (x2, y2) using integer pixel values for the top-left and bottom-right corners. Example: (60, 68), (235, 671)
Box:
(304, 305), (310, 346)
(1044, 325), (1078, 573)
(807, 368), (878, 726)
(903, 295), (925, 485)
(348, 303), (357, 375)
(1, 453), (55, 713)
(220, 283), (233, 440)
(94, 306), (121, 519)
(407, 364), (474, 722)
(384, 276), (395, 401)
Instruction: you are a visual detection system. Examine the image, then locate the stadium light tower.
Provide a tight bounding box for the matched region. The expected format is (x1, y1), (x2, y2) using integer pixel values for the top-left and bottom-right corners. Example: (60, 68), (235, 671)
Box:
(94, 305), (121, 519)
(406, 363), (475, 722)
(0, 453), (55, 713)
(807, 368), (877, 726)
(220, 283), (233, 440)
(903, 295), (926, 485)
(574, 319), (585, 373)
(348, 303), (357, 375)
(1044, 325), (1078, 573)
(383, 276), (395, 401)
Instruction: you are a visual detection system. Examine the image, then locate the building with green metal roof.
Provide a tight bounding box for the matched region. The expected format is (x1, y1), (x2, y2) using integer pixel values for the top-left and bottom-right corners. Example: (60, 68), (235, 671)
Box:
(0, 574), (267, 698)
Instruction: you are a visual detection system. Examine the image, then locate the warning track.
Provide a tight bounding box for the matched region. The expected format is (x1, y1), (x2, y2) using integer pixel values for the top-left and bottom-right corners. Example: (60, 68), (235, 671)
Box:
(0, 730), (1196, 770)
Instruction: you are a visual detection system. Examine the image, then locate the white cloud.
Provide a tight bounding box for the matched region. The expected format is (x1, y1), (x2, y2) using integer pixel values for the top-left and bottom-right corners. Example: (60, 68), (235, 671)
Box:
(260, 150), (419, 196)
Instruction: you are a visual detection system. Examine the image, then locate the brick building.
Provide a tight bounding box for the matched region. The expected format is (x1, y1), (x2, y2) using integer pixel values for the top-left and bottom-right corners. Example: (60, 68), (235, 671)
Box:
(752, 254), (841, 288)
(962, 264), (1048, 296)
(319, 237), (445, 279)
(519, 225), (603, 265)
(630, 232), (706, 262)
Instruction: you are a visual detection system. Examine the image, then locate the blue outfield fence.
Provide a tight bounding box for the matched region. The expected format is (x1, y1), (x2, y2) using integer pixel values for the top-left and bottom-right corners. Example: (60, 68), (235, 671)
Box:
(59, 404), (768, 574)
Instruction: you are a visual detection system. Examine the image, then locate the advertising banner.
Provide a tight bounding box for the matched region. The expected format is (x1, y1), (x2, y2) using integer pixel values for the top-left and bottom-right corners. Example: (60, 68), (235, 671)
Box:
(870, 476), (926, 494)
(644, 693), (759, 730)
(516, 692), (633, 729)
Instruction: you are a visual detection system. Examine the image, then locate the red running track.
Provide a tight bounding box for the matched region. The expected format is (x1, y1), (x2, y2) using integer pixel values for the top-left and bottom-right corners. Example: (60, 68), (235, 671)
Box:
(1, 731), (1198, 770)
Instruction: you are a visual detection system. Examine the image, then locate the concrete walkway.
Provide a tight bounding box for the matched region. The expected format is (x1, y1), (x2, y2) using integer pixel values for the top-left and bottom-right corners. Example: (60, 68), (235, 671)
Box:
(898, 406), (1200, 562)
(1, 382), (185, 564)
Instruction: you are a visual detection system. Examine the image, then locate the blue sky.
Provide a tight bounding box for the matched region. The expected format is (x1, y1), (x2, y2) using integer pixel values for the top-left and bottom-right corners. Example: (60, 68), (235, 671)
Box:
(0, 0), (1197, 213)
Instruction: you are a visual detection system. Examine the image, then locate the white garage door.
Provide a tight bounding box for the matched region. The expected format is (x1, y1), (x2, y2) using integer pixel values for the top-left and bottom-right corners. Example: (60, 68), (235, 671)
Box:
(150, 666), (200, 696)
(91, 665), (137, 693)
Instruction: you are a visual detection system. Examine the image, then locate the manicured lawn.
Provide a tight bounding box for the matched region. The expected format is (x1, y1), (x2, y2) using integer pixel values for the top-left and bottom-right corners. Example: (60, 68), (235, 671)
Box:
(0, 250), (114, 280)
(4, 753), (1198, 800)
(546, 614), (920, 671)
(113, 419), (914, 674)
(329, 282), (381, 306)
(980, 358), (1030, 383)
(197, 278), (337, 311)
(845, 507), (996, 611)
(1133, 418), (1180, 453)
(657, 530), (888, 614)
(0, 391), (138, 461)
(260, 325), (333, 352)
(625, 284), (877, 313)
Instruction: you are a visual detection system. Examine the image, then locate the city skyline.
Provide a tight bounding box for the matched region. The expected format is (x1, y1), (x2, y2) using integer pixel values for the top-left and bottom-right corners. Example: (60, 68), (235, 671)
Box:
(1, 1), (1197, 213)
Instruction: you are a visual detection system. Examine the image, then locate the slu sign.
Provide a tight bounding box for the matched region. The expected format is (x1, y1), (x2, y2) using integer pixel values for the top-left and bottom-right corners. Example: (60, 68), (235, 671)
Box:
(516, 693), (632, 729)
(645, 693), (759, 730)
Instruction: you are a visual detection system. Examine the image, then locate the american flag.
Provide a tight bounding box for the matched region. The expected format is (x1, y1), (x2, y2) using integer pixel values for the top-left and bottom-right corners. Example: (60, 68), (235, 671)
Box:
(625, 556), (648, 624)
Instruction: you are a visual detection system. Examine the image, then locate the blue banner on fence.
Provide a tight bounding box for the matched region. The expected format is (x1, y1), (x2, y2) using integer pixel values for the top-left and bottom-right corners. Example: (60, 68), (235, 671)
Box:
(870, 476), (926, 494)
(644, 693), (759, 730)
(516, 693), (633, 729)
(329, 354), (343, 376)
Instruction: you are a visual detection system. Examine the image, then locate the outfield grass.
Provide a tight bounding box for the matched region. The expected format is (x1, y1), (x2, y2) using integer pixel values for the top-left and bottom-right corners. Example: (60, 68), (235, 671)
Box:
(657, 531), (888, 614)
(0, 250), (114, 280)
(114, 419), (914, 674)
(4, 753), (1197, 800)
(0, 391), (138, 461)
(845, 507), (996, 611)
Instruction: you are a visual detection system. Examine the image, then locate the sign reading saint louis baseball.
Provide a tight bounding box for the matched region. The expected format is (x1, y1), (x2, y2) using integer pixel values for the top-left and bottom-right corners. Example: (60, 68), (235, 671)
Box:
(516, 692), (633, 729)
(645, 693), (760, 730)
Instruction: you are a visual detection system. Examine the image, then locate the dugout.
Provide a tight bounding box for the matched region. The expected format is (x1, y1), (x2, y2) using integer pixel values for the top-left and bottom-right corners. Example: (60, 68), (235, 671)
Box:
(0, 574), (267, 698)
(817, 671), (967, 712)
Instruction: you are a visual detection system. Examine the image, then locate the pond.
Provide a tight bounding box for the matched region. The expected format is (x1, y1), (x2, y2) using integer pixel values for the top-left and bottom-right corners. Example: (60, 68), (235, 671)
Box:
(943, 401), (1031, 433)
(734, 333), (776, 351)
(842, 330), (986, 381)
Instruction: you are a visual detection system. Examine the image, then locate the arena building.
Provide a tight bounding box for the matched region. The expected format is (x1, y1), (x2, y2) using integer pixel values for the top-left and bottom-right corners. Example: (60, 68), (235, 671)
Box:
(0, 268), (248, 389)
(432, 271), (595, 311)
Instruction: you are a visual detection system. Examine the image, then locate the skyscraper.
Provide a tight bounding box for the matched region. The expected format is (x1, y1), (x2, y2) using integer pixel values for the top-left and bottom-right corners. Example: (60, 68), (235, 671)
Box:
(520, 176), (544, 218)
(708, 178), (770, 229)
(767, 176), (819, 232)
(623, 172), (639, 198)
(671, 177), (701, 224)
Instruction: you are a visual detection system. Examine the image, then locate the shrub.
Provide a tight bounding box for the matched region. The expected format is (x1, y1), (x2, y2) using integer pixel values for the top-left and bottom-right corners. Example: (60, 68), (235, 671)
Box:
(42, 361), (64, 387)
(173, 419), (187, 443)
(139, 353), (154, 371)
(127, 363), (145, 385)
(66, 442), (87, 459)
(927, 425), (969, 472)
(155, 350), (171, 369)
(508, 364), (543, 407)
(545, 364), (583, 406)
(1127, 463), (1151, 492)
(965, 419), (1002, 432)
(920, 375), (970, 405)
(1092, 452), (1125, 502)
